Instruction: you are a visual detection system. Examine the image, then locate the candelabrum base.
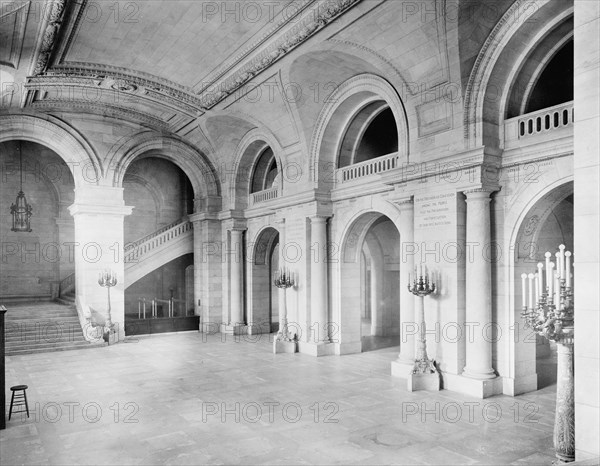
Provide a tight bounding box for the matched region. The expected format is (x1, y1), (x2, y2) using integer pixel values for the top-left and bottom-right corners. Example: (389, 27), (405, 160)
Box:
(391, 359), (415, 379)
(407, 371), (440, 392)
(273, 338), (297, 354)
(221, 323), (247, 335)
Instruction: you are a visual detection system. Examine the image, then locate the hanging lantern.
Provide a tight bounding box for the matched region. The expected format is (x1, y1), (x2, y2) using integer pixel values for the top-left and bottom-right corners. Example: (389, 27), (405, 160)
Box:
(10, 142), (32, 232)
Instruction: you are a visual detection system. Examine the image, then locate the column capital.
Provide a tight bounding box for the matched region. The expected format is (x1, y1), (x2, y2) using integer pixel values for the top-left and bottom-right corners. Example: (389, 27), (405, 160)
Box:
(463, 187), (496, 200)
(392, 196), (414, 211)
(310, 215), (329, 224)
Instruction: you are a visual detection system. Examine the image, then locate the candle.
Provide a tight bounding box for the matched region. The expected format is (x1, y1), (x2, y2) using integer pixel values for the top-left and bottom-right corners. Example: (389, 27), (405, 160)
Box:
(537, 262), (544, 298)
(555, 252), (562, 282)
(545, 252), (552, 294)
(521, 273), (527, 308)
(554, 271), (560, 308)
(548, 262), (554, 297)
(559, 245), (566, 280)
(534, 273), (539, 306)
(408, 272), (411, 286)
(528, 273), (534, 309)
(565, 251), (572, 288)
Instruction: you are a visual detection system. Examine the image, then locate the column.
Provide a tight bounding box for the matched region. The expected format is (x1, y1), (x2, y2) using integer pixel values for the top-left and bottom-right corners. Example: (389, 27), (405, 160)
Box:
(191, 215), (223, 333)
(462, 189), (496, 380)
(310, 216), (329, 343)
(276, 218), (287, 336)
(229, 228), (245, 326)
(398, 199), (415, 364)
(69, 186), (133, 342)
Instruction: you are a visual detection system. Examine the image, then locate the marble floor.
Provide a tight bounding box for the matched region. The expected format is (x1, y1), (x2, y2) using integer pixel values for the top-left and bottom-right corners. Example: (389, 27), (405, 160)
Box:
(1, 331), (558, 465)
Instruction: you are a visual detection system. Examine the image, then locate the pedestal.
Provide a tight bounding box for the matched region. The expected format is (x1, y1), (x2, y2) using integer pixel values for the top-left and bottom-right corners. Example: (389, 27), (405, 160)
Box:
(273, 338), (297, 354)
(408, 372), (440, 392)
(554, 339), (575, 463)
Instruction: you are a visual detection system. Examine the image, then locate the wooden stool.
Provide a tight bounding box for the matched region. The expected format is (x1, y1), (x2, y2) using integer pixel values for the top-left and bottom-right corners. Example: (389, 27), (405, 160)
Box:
(9, 385), (29, 420)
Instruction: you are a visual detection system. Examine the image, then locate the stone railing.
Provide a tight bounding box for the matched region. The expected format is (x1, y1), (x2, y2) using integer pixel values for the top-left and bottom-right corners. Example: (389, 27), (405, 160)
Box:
(337, 152), (400, 183)
(59, 272), (75, 296)
(249, 185), (279, 206)
(505, 101), (574, 145)
(124, 219), (193, 263)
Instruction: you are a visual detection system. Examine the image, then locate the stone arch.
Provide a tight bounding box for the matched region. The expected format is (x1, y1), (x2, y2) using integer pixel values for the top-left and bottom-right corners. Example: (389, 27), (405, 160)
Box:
(500, 173), (573, 395)
(108, 132), (221, 212)
(230, 128), (285, 210)
(309, 74), (409, 191)
(333, 206), (403, 354)
(518, 32), (573, 116)
(463, 0), (573, 148)
(0, 114), (101, 187)
(498, 10), (573, 133)
(247, 225), (280, 334)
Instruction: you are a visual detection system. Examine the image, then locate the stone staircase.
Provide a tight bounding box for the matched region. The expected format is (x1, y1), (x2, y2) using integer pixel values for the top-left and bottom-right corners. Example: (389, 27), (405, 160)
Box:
(4, 301), (103, 355)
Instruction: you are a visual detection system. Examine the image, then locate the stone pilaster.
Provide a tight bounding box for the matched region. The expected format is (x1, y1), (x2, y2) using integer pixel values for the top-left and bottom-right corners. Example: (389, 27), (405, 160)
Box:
(190, 214), (223, 334)
(229, 228), (245, 328)
(68, 186), (133, 342)
(392, 197), (417, 378)
(462, 188), (497, 380)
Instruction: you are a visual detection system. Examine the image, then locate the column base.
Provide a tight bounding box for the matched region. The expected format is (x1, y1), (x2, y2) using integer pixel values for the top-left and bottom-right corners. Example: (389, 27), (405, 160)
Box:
(407, 371), (441, 392)
(443, 373), (503, 399)
(502, 374), (538, 396)
(273, 339), (297, 354)
(247, 323), (271, 335)
(391, 359), (414, 379)
(298, 341), (335, 356)
(221, 323), (247, 335)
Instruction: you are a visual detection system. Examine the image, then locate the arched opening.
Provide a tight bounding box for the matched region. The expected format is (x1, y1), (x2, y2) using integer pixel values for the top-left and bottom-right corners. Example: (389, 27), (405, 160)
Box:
(123, 156), (195, 333)
(310, 74), (409, 191)
(340, 213), (401, 353)
(250, 228), (279, 334)
(250, 147), (278, 194)
(0, 140), (75, 301)
(339, 103), (398, 168)
(524, 40), (573, 114)
(514, 182), (573, 390)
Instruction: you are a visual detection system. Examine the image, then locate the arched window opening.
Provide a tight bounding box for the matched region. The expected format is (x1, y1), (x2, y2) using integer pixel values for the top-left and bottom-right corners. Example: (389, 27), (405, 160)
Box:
(250, 146), (278, 194)
(526, 40), (574, 114)
(338, 102), (398, 169)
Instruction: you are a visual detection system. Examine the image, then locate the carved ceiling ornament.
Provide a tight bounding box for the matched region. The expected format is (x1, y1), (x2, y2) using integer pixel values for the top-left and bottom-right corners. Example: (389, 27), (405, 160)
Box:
(31, 0), (66, 76)
(198, 0), (363, 109)
(24, 0), (363, 119)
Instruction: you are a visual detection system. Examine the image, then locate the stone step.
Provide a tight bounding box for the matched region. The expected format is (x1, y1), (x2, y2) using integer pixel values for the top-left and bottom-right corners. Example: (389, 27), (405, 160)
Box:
(3, 301), (103, 355)
(7, 341), (106, 356)
(6, 332), (86, 343)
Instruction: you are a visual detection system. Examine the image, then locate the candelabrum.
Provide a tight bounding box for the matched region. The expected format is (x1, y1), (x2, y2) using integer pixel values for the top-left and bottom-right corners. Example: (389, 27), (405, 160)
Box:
(98, 270), (117, 337)
(521, 244), (574, 464)
(407, 266), (437, 374)
(273, 267), (294, 341)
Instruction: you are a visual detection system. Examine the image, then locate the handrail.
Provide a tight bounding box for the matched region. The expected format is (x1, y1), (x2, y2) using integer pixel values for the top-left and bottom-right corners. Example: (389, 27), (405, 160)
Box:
(137, 297), (190, 319)
(249, 185), (279, 206)
(58, 272), (75, 297)
(337, 152), (400, 183)
(125, 218), (189, 252)
(125, 219), (193, 263)
(505, 101), (574, 142)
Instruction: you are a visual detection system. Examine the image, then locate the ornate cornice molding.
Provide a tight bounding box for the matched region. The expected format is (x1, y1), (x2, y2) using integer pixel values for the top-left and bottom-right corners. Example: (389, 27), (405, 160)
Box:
(196, 0), (315, 93)
(30, 68), (204, 116)
(30, 99), (170, 130)
(197, 0), (363, 109)
(29, 0), (67, 76)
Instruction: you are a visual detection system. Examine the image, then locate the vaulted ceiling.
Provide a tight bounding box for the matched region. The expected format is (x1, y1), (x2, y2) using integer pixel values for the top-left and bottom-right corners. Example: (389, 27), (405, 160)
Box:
(1, 0), (363, 133)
